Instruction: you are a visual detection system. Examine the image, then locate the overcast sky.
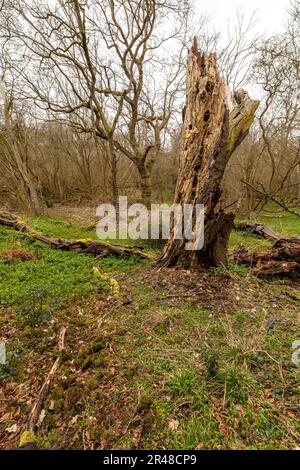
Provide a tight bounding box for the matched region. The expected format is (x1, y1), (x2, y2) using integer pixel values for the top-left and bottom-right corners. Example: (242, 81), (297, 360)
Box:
(194, 0), (291, 37)
(192, 0), (292, 98)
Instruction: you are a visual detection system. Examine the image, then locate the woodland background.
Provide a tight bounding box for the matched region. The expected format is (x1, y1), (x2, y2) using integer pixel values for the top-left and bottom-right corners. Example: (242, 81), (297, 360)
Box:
(0, 0), (299, 219)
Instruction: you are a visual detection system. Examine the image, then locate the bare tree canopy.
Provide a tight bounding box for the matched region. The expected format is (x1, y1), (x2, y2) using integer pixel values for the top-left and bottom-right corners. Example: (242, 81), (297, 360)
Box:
(1, 0), (199, 207)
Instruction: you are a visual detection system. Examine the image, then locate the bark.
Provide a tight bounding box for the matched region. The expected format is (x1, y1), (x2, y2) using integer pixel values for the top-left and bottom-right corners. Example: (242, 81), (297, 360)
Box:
(21, 167), (43, 216)
(159, 39), (259, 268)
(108, 142), (119, 209)
(0, 211), (151, 260)
(139, 165), (152, 210)
(234, 238), (300, 277)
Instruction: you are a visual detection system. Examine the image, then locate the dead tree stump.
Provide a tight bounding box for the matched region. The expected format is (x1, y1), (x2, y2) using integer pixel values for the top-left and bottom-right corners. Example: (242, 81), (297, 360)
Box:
(159, 38), (259, 268)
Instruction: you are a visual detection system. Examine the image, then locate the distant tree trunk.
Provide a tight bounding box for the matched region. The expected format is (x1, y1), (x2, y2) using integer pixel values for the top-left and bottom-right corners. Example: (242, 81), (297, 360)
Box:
(13, 154), (43, 215)
(159, 39), (259, 269)
(138, 165), (152, 209)
(297, 164), (300, 202)
(0, 128), (43, 216)
(108, 142), (119, 209)
(22, 170), (43, 216)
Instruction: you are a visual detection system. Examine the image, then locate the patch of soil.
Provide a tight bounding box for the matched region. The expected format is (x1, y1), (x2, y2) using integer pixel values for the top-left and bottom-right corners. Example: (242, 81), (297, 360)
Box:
(46, 203), (99, 227)
(152, 268), (234, 312)
(0, 249), (35, 262)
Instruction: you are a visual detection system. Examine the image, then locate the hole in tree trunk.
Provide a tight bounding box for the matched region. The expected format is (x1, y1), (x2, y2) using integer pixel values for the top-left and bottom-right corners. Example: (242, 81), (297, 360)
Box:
(206, 81), (214, 93)
(204, 110), (210, 122)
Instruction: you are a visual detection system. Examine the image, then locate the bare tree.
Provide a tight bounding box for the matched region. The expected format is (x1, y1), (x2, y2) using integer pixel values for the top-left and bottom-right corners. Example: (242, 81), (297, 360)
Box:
(1, 0), (198, 208)
(247, 0), (300, 214)
(0, 53), (43, 214)
(197, 9), (260, 90)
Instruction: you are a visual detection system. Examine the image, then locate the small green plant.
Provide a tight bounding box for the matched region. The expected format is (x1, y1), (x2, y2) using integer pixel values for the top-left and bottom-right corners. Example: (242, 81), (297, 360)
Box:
(0, 345), (22, 383)
(15, 286), (54, 327)
(168, 368), (200, 398)
(214, 363), (254, 403)
(211, 262), (249, 277)
(204, 350), (219, 377)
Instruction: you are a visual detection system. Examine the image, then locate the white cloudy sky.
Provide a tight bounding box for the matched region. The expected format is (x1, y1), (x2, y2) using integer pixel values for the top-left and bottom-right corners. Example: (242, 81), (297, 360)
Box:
(194, 0), (291, 37)
(191, 0), (292, 98)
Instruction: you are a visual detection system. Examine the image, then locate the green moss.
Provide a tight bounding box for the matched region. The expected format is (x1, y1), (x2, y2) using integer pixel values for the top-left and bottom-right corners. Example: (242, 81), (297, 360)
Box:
(79, 351), (110, 371)
(77, 337), (110, 372)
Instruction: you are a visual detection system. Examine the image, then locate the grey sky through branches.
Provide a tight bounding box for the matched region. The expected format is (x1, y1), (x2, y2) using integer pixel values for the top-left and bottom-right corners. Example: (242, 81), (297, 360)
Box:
(195, 0), (291, 37)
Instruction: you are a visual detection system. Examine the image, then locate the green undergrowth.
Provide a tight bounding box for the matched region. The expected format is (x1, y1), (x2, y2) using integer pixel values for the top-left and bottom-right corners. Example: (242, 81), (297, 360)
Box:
(231, 208), (300, 252)
(0, 225), (144, 308)
(28, 215), (98, 241)
(28, 208), (300, 256)
(256, 209), (300, 237)
(28, 215), (162, 252)
(0, 211), (299, 450)
(34, 276), (299, 450)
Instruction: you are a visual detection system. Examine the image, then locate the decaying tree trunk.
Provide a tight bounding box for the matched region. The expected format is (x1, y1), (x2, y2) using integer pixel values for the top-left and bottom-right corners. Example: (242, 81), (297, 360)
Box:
(234, 238), (300, 277)
(159, 39), (259, 268)
(0, 211), (150, 260)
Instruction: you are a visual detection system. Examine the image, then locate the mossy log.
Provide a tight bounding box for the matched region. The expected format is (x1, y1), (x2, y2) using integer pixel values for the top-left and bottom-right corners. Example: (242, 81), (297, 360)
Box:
(0, 211), (151, 260)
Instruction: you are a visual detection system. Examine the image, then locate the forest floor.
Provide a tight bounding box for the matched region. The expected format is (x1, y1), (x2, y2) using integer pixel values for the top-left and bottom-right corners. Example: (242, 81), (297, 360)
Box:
(0, 206), (299, 450)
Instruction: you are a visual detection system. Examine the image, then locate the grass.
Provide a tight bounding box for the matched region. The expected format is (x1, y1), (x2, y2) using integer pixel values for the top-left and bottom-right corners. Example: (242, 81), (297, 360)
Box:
(229, 231), (273, 252)
(65, 277), (298, 450)
(28, 215), (98, 241)
(256, 210), (300, 237)
(28, 214), (163, 254)
(28, 209), (300, 255)
(0, 210), (299, 450)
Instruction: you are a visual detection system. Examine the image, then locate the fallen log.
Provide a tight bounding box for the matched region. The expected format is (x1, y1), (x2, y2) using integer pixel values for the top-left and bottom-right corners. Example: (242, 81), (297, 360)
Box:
(0, 211), (151, 260)
(234, 238), (300, 277)
(18, 327), (67, 449)
(27, 327), (67, 433)
(234, 221), (281, 241)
